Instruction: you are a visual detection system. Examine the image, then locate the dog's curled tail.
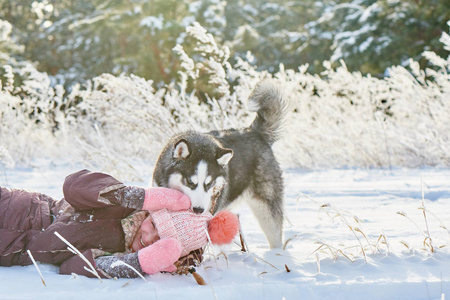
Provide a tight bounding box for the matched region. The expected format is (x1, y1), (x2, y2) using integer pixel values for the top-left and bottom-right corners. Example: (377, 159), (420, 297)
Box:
(248, 79), (287, 145)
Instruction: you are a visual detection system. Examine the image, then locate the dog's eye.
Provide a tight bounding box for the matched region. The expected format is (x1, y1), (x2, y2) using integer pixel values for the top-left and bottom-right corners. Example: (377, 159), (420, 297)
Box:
(204, 180), (214, 191)
(183, 177), (198, 189)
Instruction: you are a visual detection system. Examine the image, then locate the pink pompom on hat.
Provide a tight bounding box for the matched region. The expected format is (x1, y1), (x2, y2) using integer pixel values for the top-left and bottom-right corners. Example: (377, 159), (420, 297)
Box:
(150, 209), (239, 257)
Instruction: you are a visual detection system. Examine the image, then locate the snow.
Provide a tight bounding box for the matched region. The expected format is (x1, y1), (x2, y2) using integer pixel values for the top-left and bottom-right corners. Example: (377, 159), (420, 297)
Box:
(441, 26), (450, 52)
(358, 36), (374, 52)
(0, 20), (13, 41)
(1, 164), (449, 299)
(140, 15), (164, 31)
(331, 24), (376, 61)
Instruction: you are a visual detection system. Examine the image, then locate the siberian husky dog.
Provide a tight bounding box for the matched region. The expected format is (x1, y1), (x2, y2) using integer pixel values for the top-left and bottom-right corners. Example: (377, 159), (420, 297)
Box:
(152, 80), (286, 249)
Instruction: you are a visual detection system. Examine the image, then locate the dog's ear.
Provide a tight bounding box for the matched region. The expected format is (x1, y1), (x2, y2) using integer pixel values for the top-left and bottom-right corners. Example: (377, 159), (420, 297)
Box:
(217, 148), (233, 167)
(173, 139), (190, 159)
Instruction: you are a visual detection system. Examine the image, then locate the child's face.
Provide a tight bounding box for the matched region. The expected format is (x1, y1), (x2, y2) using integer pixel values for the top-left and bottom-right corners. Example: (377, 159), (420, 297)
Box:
(131, 214), (160, 252)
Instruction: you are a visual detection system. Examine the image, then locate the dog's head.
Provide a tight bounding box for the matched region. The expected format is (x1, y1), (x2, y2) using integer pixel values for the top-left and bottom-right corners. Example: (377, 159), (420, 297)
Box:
(153, 132), (233, 214)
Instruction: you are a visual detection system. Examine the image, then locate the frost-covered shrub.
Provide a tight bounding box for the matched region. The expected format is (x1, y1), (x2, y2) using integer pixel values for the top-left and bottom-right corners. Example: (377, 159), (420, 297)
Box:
(61, 22), (255, 173)
(0, 63), (62, 166)
(0, 19), (65, 167)
(274, 57), (449, 168)
(1, 22), (450, 176)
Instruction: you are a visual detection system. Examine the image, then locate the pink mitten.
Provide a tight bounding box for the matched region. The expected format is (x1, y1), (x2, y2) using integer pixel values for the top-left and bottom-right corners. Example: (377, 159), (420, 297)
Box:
(161, 264), (177, 273)
(138, 238), (182, 274)
(143, 187), (191, 211)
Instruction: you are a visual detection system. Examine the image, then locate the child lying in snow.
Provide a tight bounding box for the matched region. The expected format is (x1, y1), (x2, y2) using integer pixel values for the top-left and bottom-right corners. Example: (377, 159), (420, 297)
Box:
(0, 169), (239, 279)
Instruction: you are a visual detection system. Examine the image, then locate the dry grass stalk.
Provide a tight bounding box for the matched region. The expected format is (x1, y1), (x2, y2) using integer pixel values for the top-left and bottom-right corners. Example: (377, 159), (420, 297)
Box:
(203, 228), (220, 270)
(420, 174), (434, 252)
(259, 271), (268, 276)
(54, 231), (103, 282)
(250, 253), (279, 270)
(285, 264), (291, 272)
(397, 210), (424, 235)
(27, 250), (46, 287)
(400, 240), (410, 250)
(239, 229), (247, 252)
(423, 237), (434, 252)
(312, 243), (336, 260)
(202, 268), (218, 300)
(347, 225), (367, 261)
(375, 231), (390, 253)
(236, 214), (248, 252)
(191, 271), (207, 285)
(209, 186), (221, 214)
(111, 260), (147, 281)
(202, 236), (231, 273)
(311, 242), (355, 263)
(396, 175), (441, 253)
(397, 211), (428, 238)
(319, 203), (374, 261)
(354, 227), (375, 253)
(316, 253), (320, 273)
(283, 234), (299, 250)
(422, 207), (450, 241)
(217, 251), (229, 269)
(308, 195), (389, 264)
(336, 249), (355, 262)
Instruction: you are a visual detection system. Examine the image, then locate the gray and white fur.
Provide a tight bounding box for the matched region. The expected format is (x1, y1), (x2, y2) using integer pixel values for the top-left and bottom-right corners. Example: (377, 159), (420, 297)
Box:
(152, 80), (286, 249)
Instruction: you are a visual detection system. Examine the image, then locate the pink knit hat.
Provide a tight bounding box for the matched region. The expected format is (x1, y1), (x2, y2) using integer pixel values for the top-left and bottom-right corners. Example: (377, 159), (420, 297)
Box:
(150, 209), (239, 257)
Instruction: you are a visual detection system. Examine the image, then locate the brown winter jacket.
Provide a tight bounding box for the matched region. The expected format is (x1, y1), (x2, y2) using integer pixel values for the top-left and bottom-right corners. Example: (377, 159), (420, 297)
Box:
(0, 170), (144, 269)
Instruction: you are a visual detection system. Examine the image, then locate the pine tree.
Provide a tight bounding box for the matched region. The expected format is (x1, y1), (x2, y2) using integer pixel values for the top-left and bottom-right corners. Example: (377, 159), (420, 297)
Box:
(1, 0), (449, 86)
(304, 0), (450, 75)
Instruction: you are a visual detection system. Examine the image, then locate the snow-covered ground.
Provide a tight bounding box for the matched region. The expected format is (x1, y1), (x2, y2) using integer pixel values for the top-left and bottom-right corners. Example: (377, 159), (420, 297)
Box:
(1, 165), (449, 300)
